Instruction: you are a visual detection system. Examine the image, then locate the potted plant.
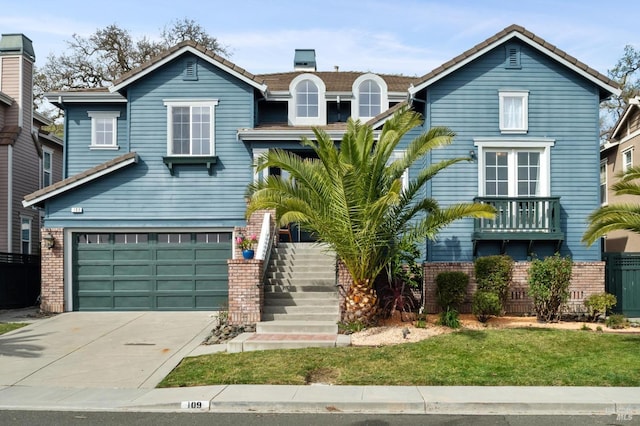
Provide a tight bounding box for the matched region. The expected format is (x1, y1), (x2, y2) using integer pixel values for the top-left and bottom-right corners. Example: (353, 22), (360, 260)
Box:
(237, 233), (258, 259)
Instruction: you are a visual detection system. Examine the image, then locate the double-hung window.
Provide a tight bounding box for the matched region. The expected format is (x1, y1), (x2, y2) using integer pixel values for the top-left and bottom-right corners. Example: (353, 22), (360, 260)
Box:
(296, 80), (319, 118)
(42, 148), (52, 188)
(600, 160), (607, 205)
(499, 91), (528, 134)
(88, 111), (120, 148)
(358, 80), (381, 118)
(21, 216), (31, 254)
(164, 100), (218, 156)
(622, 147), (633, 172)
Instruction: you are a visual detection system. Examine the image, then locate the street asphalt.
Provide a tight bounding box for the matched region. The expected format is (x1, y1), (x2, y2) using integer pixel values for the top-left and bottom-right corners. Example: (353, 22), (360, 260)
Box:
(0, 308), (639, 415)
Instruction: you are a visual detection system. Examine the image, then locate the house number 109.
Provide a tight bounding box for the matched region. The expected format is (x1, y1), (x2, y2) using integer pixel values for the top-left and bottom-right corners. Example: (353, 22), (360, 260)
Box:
(181, 400), (209, 409)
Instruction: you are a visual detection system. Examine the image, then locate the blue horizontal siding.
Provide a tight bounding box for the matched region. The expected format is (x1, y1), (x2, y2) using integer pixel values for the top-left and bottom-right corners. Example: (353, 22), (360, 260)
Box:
(425, 41), (602, 262)
(47, 53), (254, 229)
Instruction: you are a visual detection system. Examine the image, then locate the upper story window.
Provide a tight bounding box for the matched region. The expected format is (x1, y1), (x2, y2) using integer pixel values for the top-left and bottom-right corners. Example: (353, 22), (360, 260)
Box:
(622, 147), (633, 172)
(296, 80), (318, 118)
(352, 74), (389, 121)
(164, 100), (218, 156)
(475, 138), (555, 197)
(499, 91), (529, 134)
(288, 74), (326, 126)
(42, 148), (52, 188)
(600, 160), (607, 206)
(21, 216), (31, 254)
(88, 111), (120, 149)
(388, 150), (409, 192)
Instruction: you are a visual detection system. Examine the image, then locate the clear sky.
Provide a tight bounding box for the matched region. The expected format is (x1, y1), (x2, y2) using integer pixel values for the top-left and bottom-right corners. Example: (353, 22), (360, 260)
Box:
(1, 0), (639, 78)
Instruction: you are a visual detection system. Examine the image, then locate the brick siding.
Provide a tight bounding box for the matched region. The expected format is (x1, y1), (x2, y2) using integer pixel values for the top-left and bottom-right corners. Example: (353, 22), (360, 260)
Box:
(227, 259), (263, 325)
(423, 261), (605, 315)
(40, 228), (64, 313)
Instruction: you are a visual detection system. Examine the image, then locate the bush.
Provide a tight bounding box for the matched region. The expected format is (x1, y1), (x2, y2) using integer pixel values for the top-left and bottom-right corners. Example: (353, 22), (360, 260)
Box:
(527, 253), (572, 322)
(435, 271), (469, 311)
(606, 314), (629, 329)
(437, 308), (461, 329)
(472, 290), (502, 323)
(474, 255), (513, 313)
(584, 293), (617, 322)
(377, 240), (422, 320)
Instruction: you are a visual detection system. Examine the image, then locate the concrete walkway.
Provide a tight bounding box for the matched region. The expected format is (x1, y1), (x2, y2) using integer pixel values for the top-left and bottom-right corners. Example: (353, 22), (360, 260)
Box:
(1, 310), (639, 416)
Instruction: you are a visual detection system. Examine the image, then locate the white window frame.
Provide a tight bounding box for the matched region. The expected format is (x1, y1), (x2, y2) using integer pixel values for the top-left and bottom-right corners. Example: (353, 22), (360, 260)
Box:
(88, 111), (120, 149)
(163, 99), (218, 156)
(42, 147), (53, 188)
(622, 147), (633, 172)
(600, 160), (608, 206)
(288, 74), (326, 126)
(475, 138), (555, 197)
(351, 73), (388, 121)
(388, 150), (409, 192)
(499, 90), (529, 134)
(21, 216), (31, 254)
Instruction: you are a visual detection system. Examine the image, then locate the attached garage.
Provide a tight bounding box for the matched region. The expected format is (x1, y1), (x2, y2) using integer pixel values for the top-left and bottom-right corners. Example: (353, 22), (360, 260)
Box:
(72, 232), (231, 311)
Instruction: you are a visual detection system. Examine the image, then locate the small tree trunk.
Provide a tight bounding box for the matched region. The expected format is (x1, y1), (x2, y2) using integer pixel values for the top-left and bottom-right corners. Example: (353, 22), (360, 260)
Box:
(342, 280), (378, 324)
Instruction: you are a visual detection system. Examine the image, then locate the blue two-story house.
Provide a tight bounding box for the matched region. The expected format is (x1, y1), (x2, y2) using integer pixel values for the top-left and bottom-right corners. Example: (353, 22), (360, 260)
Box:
(25, 25), (618, 313)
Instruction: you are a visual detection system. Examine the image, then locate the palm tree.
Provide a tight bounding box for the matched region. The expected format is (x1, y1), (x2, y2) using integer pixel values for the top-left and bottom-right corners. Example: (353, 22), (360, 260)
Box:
(583, 165), (640, 246)
(246, 106), (495, 323)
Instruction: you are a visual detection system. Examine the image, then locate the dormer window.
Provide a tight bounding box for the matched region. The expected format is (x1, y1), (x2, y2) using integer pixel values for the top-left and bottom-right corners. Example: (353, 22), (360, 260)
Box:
(296, 80), (318, 117)
(288, 74), (326, 126)
(352, 74), (388, 121)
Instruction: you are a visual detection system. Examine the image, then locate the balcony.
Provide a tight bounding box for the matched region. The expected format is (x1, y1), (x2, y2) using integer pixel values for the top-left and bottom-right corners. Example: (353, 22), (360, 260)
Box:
(472, 197), (564, 254)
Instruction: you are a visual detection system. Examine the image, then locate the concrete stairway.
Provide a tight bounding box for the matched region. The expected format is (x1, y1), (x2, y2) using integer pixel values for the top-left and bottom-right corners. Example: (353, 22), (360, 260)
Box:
(228, 243), (348, 352)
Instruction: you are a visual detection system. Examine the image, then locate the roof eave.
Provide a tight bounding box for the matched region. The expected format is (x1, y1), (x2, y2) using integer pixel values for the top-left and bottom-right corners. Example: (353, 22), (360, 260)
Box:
(110, 46), (267, 94)
(44, 91), (128, 107)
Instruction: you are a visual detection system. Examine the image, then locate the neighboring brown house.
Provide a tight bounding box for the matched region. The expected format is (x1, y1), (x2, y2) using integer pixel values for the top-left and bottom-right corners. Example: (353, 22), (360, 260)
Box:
(0, 33), (63, 255)
(600, 97), (640, 252)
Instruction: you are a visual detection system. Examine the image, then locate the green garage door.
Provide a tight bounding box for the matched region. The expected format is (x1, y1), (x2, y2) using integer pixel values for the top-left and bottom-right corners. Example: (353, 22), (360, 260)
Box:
(73, 232), (231, 311)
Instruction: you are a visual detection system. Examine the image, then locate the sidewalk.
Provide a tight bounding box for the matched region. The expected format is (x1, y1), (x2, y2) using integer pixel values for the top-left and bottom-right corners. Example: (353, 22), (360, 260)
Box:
(0, 383), (639, 415)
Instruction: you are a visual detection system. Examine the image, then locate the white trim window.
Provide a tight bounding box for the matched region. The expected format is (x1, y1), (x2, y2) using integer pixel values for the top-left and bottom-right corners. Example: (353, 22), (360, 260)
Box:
(475, 138), (554, 197)
(352, 74), (389, 121)
(42, 148), (53, 188)
(622, 147), (633, 172)
(164, 100), (218, 156)
(88, 111), (120, 149)
(600, 160), (607, 206)
(288, 74), (326, 126)
(388, 150), (409, 192)
(21, 216), (31, 254)
(499, 90), (529, 134)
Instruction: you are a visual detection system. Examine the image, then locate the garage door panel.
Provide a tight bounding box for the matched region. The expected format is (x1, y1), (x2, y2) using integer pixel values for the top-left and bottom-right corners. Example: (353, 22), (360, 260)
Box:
(113, 280), (152, 291)
(114, 296), (153, 310)
(73, 232), (231, 311)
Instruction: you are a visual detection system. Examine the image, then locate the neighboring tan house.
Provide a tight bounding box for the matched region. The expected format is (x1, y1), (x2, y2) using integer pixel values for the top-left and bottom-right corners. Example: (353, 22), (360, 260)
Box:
(25, 25), (617, 313)
(0, 33), (63, 258)
(600, 97), (640, 252)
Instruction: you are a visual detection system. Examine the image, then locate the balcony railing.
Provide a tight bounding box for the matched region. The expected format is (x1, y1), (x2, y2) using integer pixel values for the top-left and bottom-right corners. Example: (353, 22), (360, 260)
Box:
(473, 197), (564, 242)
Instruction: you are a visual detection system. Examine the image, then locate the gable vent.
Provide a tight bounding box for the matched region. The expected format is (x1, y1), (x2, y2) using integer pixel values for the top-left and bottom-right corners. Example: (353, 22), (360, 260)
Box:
(184, 59), (198, 81)
(505, 44), (521, 69)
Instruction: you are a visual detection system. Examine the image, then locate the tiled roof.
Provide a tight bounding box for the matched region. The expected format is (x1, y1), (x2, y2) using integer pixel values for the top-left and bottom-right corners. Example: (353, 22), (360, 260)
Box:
(0, 125), (20, 145)
(23, 152), (138, 207)
(412, 24), (619, 93)
(259, 71), (417, 92)
(112, 40), (264, 89)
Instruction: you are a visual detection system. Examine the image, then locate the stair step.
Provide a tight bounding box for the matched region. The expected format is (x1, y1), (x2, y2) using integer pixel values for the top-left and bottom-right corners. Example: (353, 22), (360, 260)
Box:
(264, 297), (338, 307)
(241, 333), (338, 352)
(264, 285), (337, 293)
(261, 313), (340, 321)
(263, 305), (339, 314)
(265, 291), (338, 300)
(256, 320), (338, 334)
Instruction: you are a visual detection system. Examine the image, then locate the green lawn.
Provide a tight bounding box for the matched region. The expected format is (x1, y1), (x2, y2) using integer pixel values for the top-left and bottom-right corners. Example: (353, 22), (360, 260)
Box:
(0, 323), (27, 335)
(159, 328), (640, 388)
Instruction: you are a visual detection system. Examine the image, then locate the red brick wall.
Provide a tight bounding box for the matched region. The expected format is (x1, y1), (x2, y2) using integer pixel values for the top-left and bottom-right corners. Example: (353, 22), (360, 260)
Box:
(40, 228), (64, 313)
(423, 261), (605, 315)
(227, 259), (263, 325)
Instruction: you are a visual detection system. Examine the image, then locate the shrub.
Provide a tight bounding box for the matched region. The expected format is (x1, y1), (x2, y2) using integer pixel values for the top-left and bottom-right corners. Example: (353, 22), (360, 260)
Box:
(472, 290), (501, 323)
(606, 314), (629, 329)
(584, 292), (617, 322)
(437, 308), (460, 329)
(435, 271), (469, 311)
(474, 255), (513, 313)
(377, 241), (422, 320)
(527, 253), (572, 322)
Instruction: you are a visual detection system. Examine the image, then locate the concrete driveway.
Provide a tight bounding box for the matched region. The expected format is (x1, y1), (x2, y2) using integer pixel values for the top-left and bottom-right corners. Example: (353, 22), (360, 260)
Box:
(0, 311), (217, 389)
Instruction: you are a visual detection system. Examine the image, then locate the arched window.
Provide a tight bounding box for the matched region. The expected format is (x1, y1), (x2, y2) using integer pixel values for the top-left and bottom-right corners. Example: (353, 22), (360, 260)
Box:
(359, 80), (381, 118)
(296, 80), (319, 118)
